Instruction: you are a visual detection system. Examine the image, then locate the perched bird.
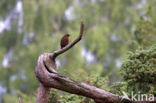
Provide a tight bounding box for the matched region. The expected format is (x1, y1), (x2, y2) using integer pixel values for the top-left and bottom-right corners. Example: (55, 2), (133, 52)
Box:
(60, 34), (70, 48)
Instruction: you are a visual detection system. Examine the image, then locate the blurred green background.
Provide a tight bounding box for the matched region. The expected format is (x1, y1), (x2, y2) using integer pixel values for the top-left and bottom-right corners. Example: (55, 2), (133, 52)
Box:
(0, 0), (156, 103)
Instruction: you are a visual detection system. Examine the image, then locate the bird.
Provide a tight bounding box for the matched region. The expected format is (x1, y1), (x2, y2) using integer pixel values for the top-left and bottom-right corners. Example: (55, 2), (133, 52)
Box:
(60, 34), (70, 49)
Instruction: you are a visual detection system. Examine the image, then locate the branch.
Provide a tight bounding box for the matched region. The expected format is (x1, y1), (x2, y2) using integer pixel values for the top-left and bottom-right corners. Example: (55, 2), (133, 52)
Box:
(36, 84), (50, 103)
(35, 22), (156, 103)
(35, 53), (124, 103)
(36, 53), (156, 103)
(18, 97), (23, 103)
(53, 22), (84, 58)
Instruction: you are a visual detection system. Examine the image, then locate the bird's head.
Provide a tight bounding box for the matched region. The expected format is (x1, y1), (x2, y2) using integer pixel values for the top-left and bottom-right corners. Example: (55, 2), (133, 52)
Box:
(64, 34), (70, 37)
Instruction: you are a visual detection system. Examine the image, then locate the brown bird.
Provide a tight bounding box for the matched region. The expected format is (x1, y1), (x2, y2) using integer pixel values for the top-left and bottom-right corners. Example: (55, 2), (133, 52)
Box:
(60, 34), (70, 48)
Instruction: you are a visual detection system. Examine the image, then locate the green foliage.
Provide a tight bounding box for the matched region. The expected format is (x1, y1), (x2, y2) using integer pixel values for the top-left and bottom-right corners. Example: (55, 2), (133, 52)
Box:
(3, 90), (35, 103)
(0, 0), (16, 17)
(110, 82), (127, 95)
(85, 24), (109, 60)
(3, 94), (18, 103)
(0, 0), (156, 102)
(134, 18), (156, 46)
(49, 90), (83, 103)
(121, 44), (156, 95)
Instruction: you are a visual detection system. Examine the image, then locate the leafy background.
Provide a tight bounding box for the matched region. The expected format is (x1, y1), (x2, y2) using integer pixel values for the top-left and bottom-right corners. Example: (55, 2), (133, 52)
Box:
(0, 0), (156, 103)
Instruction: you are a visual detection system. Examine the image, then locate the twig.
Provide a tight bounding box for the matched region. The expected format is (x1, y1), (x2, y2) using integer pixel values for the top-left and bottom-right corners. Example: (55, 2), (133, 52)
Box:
(18, 97), (23, 103)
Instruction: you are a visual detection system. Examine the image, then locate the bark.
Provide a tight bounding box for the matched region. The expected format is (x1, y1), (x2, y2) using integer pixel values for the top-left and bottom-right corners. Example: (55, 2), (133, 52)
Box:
(35, 22), (156, 103)
(36, 84), (50, 103)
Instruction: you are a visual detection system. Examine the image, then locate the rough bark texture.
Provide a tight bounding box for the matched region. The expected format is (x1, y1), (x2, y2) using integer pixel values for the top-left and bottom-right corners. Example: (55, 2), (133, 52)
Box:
(36, 84), (50, 103)
(35, 22), (156, 103)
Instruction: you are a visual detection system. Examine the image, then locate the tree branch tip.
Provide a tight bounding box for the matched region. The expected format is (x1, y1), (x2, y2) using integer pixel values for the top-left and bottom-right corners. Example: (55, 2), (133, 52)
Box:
(80, 21), (84, 35)
(81, 21), (84, 26)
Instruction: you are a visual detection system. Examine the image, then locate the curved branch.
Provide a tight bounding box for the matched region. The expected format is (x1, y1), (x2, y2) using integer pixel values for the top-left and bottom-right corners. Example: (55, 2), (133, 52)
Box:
(53, 22), (84, 58)
(36, 53), (156, 103)
(35, 54), (156, 103)
(35, 22), (156, 103)
(35, 53), (124, 103)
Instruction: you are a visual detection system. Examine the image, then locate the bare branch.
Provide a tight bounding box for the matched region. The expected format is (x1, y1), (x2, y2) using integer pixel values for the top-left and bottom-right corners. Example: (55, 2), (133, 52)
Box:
(35, 53), (156, 103)
(35, 53), (123, 103)
(36, 84), (50, 103)
(18, 97), (23, 103)
(35, 22), (156, 103)
(53, 22), (84, 58)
